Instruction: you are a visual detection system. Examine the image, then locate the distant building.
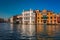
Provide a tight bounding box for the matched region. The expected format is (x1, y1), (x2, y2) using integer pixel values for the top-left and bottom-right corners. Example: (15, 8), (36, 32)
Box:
(35, 9), (59, 24)
(10, 15), (22, 24)
(10, 17), (13, 23)
(13, 15), (17, 23)
(10, 15), (18, 23)
(22, 9), (35, 24)
(17, 15), (22, 24)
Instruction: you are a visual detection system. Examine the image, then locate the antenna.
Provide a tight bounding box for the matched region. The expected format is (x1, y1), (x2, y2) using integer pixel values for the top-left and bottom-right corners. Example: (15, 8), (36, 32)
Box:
(30, 8), (32, 11)
(23, 9), (24, 12)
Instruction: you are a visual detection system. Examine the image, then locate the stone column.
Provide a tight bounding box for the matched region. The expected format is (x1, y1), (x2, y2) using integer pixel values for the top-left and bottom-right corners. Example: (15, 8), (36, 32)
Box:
(22, 9), (24, 24)
(30, 9), (32, 24)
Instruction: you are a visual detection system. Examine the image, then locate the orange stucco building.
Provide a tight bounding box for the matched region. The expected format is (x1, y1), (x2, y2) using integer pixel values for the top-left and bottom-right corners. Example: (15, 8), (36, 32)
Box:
(35, 9), (59, 24)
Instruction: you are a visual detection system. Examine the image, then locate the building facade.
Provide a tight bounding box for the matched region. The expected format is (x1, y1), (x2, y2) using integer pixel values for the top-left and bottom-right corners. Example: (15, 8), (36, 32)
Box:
(17, 15), (22, 24)
(35, 9), (59, 24)
(22, 9), (35, 24)
(10, 9), (60, 24)
(10, 17), (13, 23)
(10, 15), (22, 24)
(57, 14), (60, 23)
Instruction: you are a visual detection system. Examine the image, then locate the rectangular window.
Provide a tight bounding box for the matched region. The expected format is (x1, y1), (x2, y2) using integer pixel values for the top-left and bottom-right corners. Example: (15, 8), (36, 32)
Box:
(51, 20), (52, 23)
(38, 17), (39, 19)
(54, 17), (56, 19)
(41, 17), (43, 19)
(38, 20), (39, 23)
(32, 17), (35, 20)
(50, 17), (52, 19)
(41, 20), (42, 22)
(17, 18), (19, 20)
(24, 17), (30, 20)
(25, 14), (30, 16)
(54, 20), (56, 22)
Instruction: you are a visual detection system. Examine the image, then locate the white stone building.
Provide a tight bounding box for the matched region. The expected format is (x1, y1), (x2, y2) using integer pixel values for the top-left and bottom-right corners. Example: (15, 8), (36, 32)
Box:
(22, 9), (35, 24)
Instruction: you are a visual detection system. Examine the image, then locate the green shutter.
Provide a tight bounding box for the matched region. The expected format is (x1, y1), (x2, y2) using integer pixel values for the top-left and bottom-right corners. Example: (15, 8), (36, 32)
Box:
(43, 15), (48, 19)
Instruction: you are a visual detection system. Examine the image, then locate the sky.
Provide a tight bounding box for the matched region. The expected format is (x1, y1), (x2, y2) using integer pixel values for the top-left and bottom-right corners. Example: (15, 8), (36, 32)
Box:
(0, 0), (60, 19)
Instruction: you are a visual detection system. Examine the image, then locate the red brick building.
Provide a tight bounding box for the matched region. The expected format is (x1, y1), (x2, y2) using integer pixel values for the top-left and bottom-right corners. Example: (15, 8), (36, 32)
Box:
(57, 16), (60, 23)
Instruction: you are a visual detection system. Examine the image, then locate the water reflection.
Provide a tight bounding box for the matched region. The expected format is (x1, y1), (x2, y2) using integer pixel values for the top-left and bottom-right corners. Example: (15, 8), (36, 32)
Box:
(20, 24), (36, 39)
(0, 23), (60, 40)
(10, 24), (36, 40)
(21, 24), (36, 36)
(37, 24), (60, 40)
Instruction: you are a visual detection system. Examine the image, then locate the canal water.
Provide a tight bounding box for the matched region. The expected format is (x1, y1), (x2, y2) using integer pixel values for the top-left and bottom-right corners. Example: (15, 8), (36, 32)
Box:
(0, 23), (60, 40)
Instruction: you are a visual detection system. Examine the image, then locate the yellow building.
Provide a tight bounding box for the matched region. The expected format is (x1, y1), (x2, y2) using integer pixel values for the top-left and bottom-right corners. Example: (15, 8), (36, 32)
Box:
(35, 9), (59, 24)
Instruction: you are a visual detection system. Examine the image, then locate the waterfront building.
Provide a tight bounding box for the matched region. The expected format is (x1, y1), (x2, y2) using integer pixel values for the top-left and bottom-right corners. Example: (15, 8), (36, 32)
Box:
(35, 9), (59, 24)
(13, 15), (18, 23)
(57, 14), (60, 23)
(10, 17), (13, 23)
(10, 15), (22, 24)
(10, 9), (60, 24)
(22, 9), (35, 24)
(17, 15), (22, 24)
(10, 15), (18, 23)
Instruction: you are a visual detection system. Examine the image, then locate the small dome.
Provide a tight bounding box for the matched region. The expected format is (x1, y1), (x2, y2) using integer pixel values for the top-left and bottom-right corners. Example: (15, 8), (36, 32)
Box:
(34, 10), (40, 12)
(42, 9), (47, 13)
